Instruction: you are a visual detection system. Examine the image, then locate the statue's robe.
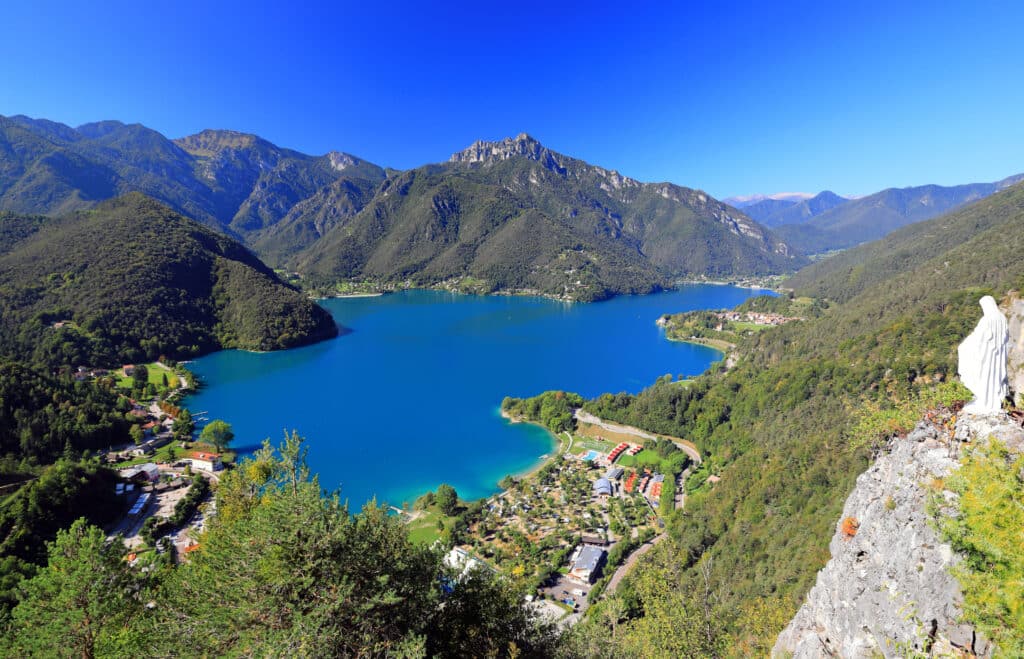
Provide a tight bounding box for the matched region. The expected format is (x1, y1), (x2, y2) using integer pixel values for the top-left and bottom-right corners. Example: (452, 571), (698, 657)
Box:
(957, 296), (1008, 414)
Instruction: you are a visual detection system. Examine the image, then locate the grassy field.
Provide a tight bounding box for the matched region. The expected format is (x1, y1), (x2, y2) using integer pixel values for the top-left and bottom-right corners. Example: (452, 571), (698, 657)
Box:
(406, 508), (443, 544)
(730, 321), (771, 332)
(571, 434), (614, 455)
(616, 449), (661, 468)
(575, 422), (641, 446)
(116, 362), (176, 389)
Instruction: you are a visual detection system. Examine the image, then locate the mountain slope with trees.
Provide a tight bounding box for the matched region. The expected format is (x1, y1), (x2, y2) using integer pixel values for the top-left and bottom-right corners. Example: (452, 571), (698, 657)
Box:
(0, 116), (805, 299)
(0, 193), (338, 367)
(297, 134), (804, 300)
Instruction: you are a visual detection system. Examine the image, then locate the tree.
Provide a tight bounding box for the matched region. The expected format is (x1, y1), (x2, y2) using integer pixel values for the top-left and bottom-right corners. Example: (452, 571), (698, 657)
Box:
(131, 364), (148, 390)
(7, 519), (139, 658)
(173, 409), (194, 439)
(199, 420), (234, 452)
(129, 424), (144, 446)
(436, 483), (459, 516)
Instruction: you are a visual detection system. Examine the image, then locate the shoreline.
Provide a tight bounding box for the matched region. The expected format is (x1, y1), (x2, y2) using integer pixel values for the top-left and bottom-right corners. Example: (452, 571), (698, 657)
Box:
(497, 409), (564, 483)
(663, 334), (733, 353)
(317, 292), (385, 300)
(305, 278), (779, 305)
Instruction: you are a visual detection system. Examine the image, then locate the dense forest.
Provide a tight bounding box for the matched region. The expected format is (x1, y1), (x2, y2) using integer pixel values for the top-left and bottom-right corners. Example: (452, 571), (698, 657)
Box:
(0, 193), (338, 367)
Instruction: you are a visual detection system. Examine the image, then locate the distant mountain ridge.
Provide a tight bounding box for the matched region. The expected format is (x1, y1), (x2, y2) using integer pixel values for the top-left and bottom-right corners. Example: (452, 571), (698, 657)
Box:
(0, 117), (805, 301)
(742, 190), (849, 228)
(727, 174), (1023, 255)
(723, 192), (816, 206)
(0, 114), (386, 249)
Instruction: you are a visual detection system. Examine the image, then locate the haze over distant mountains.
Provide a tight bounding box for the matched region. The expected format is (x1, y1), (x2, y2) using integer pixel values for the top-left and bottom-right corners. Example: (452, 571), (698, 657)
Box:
(728, 174), (1024, 254)
(0, 115), (803, 301)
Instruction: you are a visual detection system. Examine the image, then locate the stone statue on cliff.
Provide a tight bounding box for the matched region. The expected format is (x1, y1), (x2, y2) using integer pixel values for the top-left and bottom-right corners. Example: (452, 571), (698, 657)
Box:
(957, 295), (1008, 414)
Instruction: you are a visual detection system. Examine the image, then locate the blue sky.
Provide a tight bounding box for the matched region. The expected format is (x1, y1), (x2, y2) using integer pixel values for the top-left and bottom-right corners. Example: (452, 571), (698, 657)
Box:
(2, 1), (1022, 198)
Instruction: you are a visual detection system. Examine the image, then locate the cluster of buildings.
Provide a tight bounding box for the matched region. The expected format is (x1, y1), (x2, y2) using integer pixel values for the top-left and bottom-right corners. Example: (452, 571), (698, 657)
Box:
(713, 310), (799, 326)
(604, 442), (642, 463)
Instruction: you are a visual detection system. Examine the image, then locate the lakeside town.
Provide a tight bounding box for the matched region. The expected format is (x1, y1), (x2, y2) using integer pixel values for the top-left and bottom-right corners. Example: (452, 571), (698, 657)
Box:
(54, 360), (230, 569)
(430, 403), (704, 625)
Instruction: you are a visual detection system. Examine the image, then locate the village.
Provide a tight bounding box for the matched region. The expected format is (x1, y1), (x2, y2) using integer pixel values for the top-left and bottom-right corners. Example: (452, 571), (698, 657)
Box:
(448, 416), (697, 623)
(63, 360), (227, 567)
(709, 309), (802, 326)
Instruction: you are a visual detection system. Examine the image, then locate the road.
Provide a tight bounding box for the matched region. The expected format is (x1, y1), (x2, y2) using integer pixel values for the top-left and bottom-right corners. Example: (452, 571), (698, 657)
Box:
(605, 534), (667, 593)
(574, 409), (702, 465)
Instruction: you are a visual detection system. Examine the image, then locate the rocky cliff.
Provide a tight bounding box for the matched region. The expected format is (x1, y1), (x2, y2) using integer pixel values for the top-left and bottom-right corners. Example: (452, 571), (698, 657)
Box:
(1005, 293), (1024, 407)
(773, 411), (1024, 658)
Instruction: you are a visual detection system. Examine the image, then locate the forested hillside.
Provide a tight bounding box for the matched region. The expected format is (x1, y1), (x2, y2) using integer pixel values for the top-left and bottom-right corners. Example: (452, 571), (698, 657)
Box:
(788, 181), (1024, 302)
(0, 193), (338, 367)
(1, 116), (806, 300)
(562, 184), (1024, 655)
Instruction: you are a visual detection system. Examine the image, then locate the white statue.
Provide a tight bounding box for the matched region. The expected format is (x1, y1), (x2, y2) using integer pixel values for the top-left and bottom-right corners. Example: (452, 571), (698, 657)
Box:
(957, 295), (1008, 414)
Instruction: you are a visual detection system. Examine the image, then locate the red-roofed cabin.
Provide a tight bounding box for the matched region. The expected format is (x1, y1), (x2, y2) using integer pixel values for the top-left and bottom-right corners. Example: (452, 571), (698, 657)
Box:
(187, 452), (223, 471)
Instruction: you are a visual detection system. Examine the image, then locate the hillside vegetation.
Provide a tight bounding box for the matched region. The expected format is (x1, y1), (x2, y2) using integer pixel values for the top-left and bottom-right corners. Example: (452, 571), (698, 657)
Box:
(789, 181), (1024, 302)
(0, 193), (338, 366)
(0, 435), (559, 657)
(563, 183), (1024, 655)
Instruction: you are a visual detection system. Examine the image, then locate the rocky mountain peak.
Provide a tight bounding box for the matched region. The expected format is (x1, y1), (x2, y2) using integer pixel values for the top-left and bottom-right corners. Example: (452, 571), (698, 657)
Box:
(326, 151), (359, 172)
(449, 133), (553, 166)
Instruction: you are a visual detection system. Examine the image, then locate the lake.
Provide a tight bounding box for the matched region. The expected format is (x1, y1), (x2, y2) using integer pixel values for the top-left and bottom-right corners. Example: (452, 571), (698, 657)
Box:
(186, 285), (768, 507)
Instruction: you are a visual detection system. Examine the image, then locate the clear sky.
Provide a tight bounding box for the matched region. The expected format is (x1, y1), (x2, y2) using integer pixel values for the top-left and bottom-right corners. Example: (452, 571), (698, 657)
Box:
(2, 0), (1022, 198)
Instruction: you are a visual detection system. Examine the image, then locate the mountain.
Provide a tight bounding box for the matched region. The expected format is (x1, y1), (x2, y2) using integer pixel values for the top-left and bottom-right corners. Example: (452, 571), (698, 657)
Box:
(0, 116), (802, 295)
(774, 176), (1024, 254)
(743, 190), (849, 228)
(0, 193), (338, 367)
(0, 115), (386, 254)
(296, 134), (804, 301)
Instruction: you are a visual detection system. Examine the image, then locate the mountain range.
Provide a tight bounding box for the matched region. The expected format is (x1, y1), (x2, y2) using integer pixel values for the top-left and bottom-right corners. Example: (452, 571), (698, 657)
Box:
(0, 116), (803, 301)
(731, 175), (1024, 254)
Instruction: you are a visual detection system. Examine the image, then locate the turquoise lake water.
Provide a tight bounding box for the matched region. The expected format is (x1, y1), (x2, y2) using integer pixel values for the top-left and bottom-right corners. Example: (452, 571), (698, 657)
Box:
(186, 285), (768, 507)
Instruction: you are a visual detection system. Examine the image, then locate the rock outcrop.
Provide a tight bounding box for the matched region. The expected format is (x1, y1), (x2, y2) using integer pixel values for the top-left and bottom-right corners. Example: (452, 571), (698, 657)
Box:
(773, 411), (1024, 658)
(1004, 293), (1024, 407)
